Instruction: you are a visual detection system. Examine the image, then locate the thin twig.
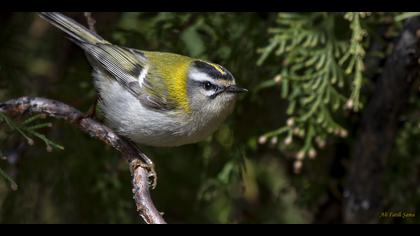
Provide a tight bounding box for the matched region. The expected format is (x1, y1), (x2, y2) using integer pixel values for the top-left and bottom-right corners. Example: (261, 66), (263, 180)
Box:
(0, 97), (166, 224)
(84, 12), (97, 33)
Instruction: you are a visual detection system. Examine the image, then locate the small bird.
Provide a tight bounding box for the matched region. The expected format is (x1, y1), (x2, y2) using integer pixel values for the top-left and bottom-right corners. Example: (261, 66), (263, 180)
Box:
(39, 12), (247, 177)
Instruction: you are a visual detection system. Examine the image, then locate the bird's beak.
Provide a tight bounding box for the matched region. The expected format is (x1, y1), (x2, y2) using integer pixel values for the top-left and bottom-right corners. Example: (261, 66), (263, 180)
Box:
(225, 85), (248, 94)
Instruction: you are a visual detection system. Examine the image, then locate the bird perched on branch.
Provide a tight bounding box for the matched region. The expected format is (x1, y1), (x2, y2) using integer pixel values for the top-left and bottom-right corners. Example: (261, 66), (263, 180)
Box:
(39, 12), (247, 185)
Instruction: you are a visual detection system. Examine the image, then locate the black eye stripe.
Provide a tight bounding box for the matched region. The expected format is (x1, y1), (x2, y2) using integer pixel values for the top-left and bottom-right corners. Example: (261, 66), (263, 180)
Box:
(209, 89), (225, 99)
(189, 80), (224, 99)
(202, 81), (222, 91)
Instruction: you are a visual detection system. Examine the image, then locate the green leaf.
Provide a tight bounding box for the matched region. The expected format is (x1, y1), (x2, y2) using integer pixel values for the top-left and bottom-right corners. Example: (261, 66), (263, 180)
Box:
(181, 25), (205, 57)
(0, 167), (18, 191)
(395, 12), (420, 22)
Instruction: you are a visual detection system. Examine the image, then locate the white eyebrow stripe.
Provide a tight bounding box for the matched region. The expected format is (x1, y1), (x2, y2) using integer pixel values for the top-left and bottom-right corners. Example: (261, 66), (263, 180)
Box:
(138, 64), (149, 87)
(190, 69), (215, 83)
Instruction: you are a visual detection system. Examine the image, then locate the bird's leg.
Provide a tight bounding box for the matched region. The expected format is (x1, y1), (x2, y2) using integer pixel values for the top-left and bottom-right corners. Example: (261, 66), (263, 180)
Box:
(74, 96), (99, 125)
(84, 95), (99, 119)
(124, 139), (157, 189)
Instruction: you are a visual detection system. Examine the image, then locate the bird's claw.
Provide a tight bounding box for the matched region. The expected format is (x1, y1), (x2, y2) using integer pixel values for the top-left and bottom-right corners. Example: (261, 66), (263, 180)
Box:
(128, 142), (157, 189)
(140, 162), (157, 189)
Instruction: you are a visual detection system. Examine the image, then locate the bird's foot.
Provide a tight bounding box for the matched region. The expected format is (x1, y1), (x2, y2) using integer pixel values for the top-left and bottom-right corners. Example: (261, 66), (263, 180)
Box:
(124, 138), (157, 189)
(139, 153), (157, 189)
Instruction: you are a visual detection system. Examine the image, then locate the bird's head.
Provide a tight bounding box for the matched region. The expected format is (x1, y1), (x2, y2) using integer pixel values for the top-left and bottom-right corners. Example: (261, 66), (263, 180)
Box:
(186, 60), (247, 116)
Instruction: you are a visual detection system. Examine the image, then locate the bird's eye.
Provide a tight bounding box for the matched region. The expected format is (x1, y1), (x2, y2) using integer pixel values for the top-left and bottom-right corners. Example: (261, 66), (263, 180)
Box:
(203, 81), (213, 90)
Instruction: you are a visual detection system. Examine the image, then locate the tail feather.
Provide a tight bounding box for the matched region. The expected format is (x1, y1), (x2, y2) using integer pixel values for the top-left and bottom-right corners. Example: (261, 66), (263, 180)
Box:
(39, 12), (108, 44)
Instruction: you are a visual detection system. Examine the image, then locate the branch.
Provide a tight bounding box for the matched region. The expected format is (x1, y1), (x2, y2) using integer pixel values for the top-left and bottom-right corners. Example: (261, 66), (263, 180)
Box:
(0, 97), (166, 224)
(343, 17), (420, 223)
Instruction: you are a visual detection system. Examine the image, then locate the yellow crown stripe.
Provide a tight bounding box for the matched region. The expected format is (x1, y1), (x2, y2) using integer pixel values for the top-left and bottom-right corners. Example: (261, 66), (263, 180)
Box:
(199, 60), (226, 75)
(210, 63), (226, 75)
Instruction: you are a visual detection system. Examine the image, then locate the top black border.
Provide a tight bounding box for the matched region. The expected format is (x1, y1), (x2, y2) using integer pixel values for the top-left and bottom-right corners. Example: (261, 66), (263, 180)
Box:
(3, 0), (420, 12)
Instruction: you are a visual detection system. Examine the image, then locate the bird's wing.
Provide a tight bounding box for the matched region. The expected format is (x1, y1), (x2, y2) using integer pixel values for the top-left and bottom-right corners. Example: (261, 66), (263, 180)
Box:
(38, 13), (178, 111)
(81, 43), (178, 111)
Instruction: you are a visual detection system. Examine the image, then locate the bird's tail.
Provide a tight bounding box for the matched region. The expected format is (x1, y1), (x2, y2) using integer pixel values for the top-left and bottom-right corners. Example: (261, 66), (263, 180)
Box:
(39, 12), (108, 44)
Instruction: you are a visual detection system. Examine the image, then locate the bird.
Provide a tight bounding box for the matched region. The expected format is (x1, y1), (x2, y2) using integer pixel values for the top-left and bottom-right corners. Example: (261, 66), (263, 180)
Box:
(38, 12), (247, 183)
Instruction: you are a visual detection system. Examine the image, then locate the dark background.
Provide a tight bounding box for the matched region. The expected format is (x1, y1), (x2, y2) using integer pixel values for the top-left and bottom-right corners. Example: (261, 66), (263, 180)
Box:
(0, 12), (419, 224)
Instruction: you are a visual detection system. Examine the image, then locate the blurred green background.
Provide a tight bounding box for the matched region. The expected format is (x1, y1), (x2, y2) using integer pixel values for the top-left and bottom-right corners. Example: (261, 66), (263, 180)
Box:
(0, 12), (419, 224)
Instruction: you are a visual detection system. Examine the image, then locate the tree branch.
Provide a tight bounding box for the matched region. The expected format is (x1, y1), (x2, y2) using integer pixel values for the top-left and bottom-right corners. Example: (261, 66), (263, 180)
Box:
(0, 96), (166, 224)
(343, 17), (420, 223)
